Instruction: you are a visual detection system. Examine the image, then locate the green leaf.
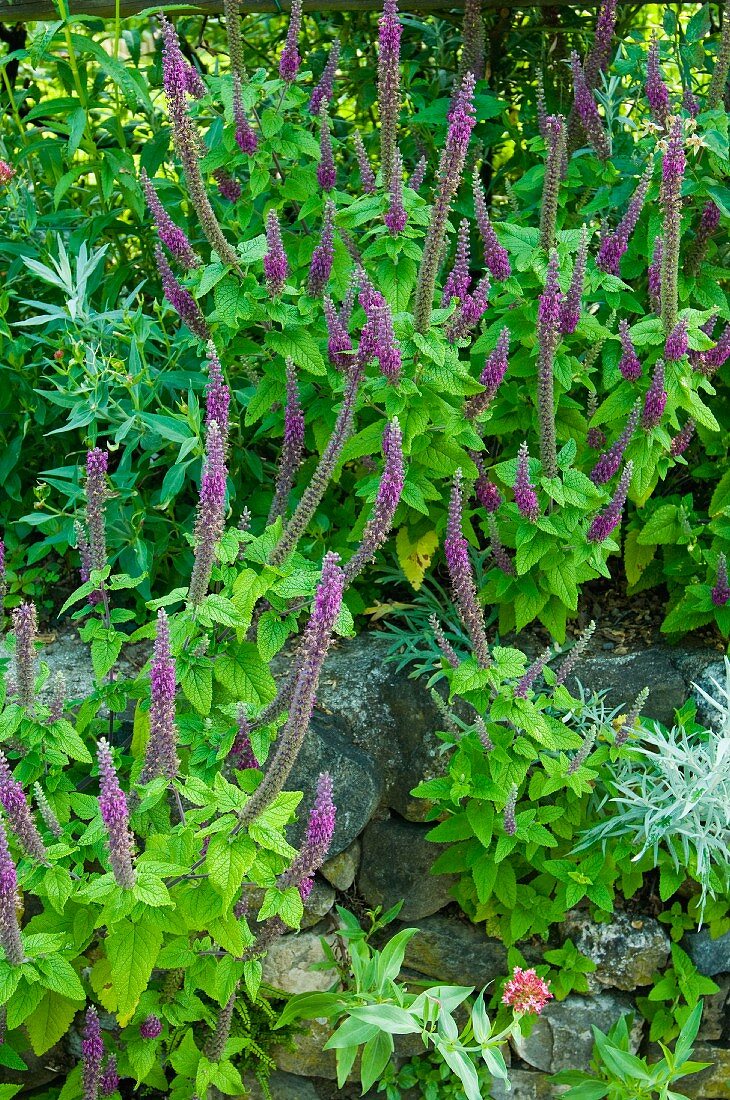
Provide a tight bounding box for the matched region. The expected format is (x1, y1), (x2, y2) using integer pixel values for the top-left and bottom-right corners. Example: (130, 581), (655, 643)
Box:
(206, 833), (257, 905)
(213, 644), (276, 705)
(105, 916), (163, 1023)
(26, 990), (81, 1056)
(44, 865), (73, 914)
(181, 663), (213, 715)
(36, 957), (85, 1001)
(360, 1030), (394, 1094)
(91, 629), (124, 680)
(266, 329), (326, 376)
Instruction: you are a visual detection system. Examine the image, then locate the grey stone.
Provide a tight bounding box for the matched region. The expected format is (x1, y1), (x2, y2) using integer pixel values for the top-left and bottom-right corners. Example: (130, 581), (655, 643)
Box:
(698, 976), (730, 1041)
(262, 929), (337, 995)
(399, 912), (508, 987)
(511, 993), (642, 1073)
(561, 912), (670, 990)
(301, 879), (336, 929)
(672, 1045), (730, 1099)
(273, 1018), (340, 1080)
(321, 839), (360, 892)
(288, 713), (382, 857)
(489, 1069), (557, 1099)
(314, 635), (443, 820)
(245, 1070), (325, 1099)
(569, 647), (686, 726)
(358, 814), (457, 921)
(684, 930), (730, 977)
(674, 650), (728, 731)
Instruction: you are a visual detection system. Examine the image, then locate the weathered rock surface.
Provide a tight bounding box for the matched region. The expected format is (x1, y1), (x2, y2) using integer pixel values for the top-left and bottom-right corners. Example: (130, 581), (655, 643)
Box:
(399, 912), (508, 987)
(698, 976), (730, 1042)
(300, 879), (336, 929)
(684, 930), (730, 978)
(489, 1069), (556, 1099)
(288, 713), (382, 856)
(321, 839), (360, 892)
(262, 929), (337, 995)
(675, 1045), (730, 1099)
(272, 1018), (340, 1080)
(561, 911), (670, 990)
(246, 1070), (324, 1099)
(570, 647), (687, 727)
(512, 993), (643, 1073)
(358, 814), (457, 921)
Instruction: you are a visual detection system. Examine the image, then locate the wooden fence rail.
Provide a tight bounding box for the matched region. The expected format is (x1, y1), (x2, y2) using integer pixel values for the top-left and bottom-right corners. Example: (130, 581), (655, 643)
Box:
(0, 0), (689, 23)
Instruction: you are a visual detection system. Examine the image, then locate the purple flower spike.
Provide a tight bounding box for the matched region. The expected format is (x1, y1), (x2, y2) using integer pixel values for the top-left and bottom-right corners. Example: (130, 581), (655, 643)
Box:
(384, 149), (407, 235)
(487, 514), (515, 575)
(0, 819), (23, 965)
(343, 418), (404, 585)
(473, 171), (510, 281)
(472, 451), (502, 512)
(353, 132), (376, 195)
(446, 274), (490, 343)
(324, 296), (353, 371)
(429, 615), (459, 667)
(617, 320), (642, 381)
(0, 751), (47, 863)
(515, 646), (551, 698)
(140, 1015), (163, 1040)
(378, 0), (402, 188)
(442, 220), (472, 306)
(279, 0), (302, 82)
(648, 236), (663, 314)
(86, 448), (109, 579)
(233, 74), (258, 155)
(279, 772), (336, 901)
(359, 284), (402, 382)
(559, 225), (588, 335)
(188, 419), (228, 606)
(555, 620), (596, 686)
(465, 327), (509, 420)
(596, 164), (652, 276)
(642, 359), (667, 429)
(317, 103), (337, 193)
(140, 609), (179, 785)
(571, 51), (610, 160)
(537, 251), (562, 478)
(214, 169), (241, 203)
(205, 343), (230, 450)
(587, 461), (633, 542)
(445, 471), (491, 668)
(503, 784), (517, 836)
(587, 426), (606, 449)
(682, 87), (699, 116)
(539, 115), (566, 251)
(229, 704), (259, 770)
(82, 1006), (104, 1100)
(141, 170), (199, 270)
(687, 201), (721, 276)
(99, 1056), (119, 1098)
(660, 117), (685, 332)
(12, 602), (37, 712)
(665, 318), (688, 361)
(590, 400), (639, 484)
(514, 442), (540, 522)
(646, 35), (670, 126)
(307, 201), (336, 298)
(155, 246), (209, 341)
(670, 419), (695, 457)
(97, 739), (135, 889)
(269, 359), (305, 524)
(409, 156), (427, 192)
(0, 537), (5, 603)
(263, 209), (288, 296)
(712, 554), (730, 607)
(583, 0), (618, 88)
(309, 39), (340, 115)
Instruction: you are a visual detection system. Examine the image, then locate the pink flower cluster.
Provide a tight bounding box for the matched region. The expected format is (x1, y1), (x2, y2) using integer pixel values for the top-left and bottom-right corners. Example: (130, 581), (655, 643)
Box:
(502, 967), (553, 1015)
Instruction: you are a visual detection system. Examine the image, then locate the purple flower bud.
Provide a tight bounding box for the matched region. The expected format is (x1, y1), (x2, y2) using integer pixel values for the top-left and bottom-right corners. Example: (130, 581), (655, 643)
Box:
(539, 115), (566, 251)
(98, 739), (135, 889)
(353, 132), (377, 195)
(307, 201), (335, 298)
(12, 602), (37, 712)
(429, 614), (459, 668)
(682, 86), (699, 116)
(343, 418), (404, 585)
(446, 274), (490, 343)
(229, 704), (259, 770)
(571, 51), (610, 160)
(442, 219), (472, 306)
(669, 419), (695, 457)
(646, 35), (670, 126)
(515, 646), (551, 698)
(99, 1056), (119, 1097)
(465, 327), (509, 420)
(214, 169), (241, 202)
(587, 460), (633, 542)
(155, 245), (209, 341)
(559, 225), (588, 335)
(665, 318), (688, 361)
(444, 471), (491, 668)
(188, 420), (228, 606)
(648, 236), (663, 315)
(378, 0), (402, 188)
(205, 343), (230, 449)
(596, 164), (652, 276)
(590, 400), (639, 484)
(233, 74), (258, 154)
(617, 320), (642, 381)
(140, 1015), (162, 1040)
(697, 323), (730, 376)
(587, 426), (606, 449)
(473, 171), (510, 281)
(279, 772), (336, 900)
(642, 359), (667, 429)
(309, 39), (340, 115)
(263, 209), (288, 296)
(0, 751), (47, 863)
(712, 553), (730, 606)
(82, 1006), (104, 1100)
(140, 610), (179, 785)
(141, 169), (199, 270)
(324, 296), (353, 371)
(514, 442), (539, 522)
(583, 0), (617, 88)
(317, 103), (337, 193)
(279, 0), (302, 81)
(707, 12), (730, 109)
(472, 451), (502, 513)
(503, 784), (517, 836)
(183, 59), (206, 99)
(409, 156), (427, 192)
(555, 620), (596, 686)
(384, 148), (407, 235)
(269, 359), (305, 524)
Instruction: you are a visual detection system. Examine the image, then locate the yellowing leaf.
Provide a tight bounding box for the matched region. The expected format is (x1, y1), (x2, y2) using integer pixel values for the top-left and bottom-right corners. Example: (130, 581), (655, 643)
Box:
(395, 528), (439, 590)
(131, 703), (150, 760)
(624, 530), (657, 586)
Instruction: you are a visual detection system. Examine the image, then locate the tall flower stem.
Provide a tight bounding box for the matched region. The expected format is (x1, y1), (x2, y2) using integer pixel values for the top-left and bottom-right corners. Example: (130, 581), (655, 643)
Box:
(536, 252), (562, 479)
(708, 11), (730, 109)
(660, 118), (685, 335)
(378, 0), (402, 189)
(539, 116), (566, 251)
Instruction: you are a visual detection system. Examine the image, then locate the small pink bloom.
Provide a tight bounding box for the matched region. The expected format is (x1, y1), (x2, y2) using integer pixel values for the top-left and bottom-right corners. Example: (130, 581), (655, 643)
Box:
(502, 966), (553, 1015)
